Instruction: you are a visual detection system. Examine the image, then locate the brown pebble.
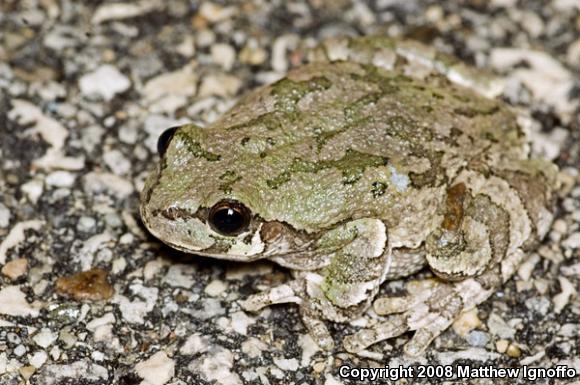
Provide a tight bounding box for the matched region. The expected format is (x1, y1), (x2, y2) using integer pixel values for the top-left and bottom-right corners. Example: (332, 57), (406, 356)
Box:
(2, 258), (28, 280)
(19, 365), (35, 380)
(506, 343), (522, 358)
(55, 268), (114, 301)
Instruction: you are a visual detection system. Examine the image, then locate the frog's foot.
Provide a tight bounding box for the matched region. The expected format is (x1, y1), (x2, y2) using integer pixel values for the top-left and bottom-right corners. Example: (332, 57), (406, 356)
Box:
(240, 279), (335, 350)
(344, 271), (499, 355)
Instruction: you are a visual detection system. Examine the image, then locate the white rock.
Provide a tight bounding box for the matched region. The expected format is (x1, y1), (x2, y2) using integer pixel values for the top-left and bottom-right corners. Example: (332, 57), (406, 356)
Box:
(0, 203), (10, 228)
(273, 357), (299, 371)
(271, 35), (299, 73)
(176, 35), (196, 57)
(39, 360), (108, 385)
(489, 48), (578, 122)
(135, 351), (175, 385)
(0, 220), (45, 264)
(33, 328), (57, 348)
(33, 150), (85, 171)
(188, 346), (241, 385)
(143, 64), (197, 103)
(21, 179), (44, 204)
(86, 312), (116, 331)
(162, 264), (196, 288)
(241, 337), (267, 359)
(298, 334), (319, 367)
(75, 232), (114, 270)
(45, 170), (76, 188)
(82, 171), (134, 198)
(198, 2), (237, 23)
(14, 345), (26, 356)
(198, 73), (242, 97)
(0, 286), (39, 317)
(29, 350), (48, 368)
(211, 43), (236, 70)
(79, 65), (131, 101)
(487, 312), (515, 339)
(204, 279), (227, 296)
(112, 257), (127, 274)
(112, 284), (158, 324)
(553, 277), (577, 314)
(77, 216), (96, 233)
(229, 311), (254, 335)
(567, 38), (580, 66)
(180, 333), (209, 355)
(92, 1), (160, 24)
(143, 258), (168, 281)
(562, 233), (580, 249)
(8, 99), (68, 150)
(103, 149), (131, 176)
(113, 295), (149, 324)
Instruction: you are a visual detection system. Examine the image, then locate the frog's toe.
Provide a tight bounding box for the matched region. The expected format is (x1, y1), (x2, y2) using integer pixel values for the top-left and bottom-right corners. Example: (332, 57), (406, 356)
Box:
(402, 289), (463, 355)
(343, 314), (408, 353)
(240, 282), (302, 312)
(345, 281), (467, 354)
(373, 296), (414, 315)
(300, 308), (335, 351)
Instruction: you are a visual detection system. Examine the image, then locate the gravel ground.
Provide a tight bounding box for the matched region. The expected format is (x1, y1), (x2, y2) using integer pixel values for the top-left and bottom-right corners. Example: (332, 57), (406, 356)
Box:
(1, 1), (579, 384)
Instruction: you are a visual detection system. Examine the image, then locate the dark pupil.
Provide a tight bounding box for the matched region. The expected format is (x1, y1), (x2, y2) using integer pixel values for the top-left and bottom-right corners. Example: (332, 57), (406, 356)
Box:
(210, 206), (247, 235)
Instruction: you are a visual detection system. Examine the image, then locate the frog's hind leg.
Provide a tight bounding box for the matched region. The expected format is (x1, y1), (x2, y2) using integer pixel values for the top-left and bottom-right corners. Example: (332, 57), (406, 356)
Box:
(344, 267), (501, 355)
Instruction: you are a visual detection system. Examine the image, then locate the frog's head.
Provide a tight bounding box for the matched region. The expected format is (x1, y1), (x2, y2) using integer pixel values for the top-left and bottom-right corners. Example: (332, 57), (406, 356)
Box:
(140, 124), (318, 263)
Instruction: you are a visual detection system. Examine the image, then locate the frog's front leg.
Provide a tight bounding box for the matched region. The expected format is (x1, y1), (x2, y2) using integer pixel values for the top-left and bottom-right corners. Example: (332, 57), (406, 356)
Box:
(241, 218), (390, 351)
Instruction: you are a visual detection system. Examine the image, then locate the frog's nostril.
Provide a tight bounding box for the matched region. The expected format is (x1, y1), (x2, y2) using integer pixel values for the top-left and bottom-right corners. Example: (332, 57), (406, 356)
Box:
(208, 199), (251, 236)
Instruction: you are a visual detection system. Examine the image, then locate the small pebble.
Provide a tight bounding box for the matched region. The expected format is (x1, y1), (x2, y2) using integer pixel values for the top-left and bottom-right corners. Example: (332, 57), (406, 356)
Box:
(46, 171), (76, 188)
(211, 43), (236, 70)
(204, 279), (227, 297)
(55, 268), (114, 301)
(79, 64), (131, 101)
(466, 331), (490, 347)
(0, 203), (10, 228)
(1, 258), (28, 280)
(496, 339), (509, 353)
(77, 216), (97, 233)
(506, 343), (522, 358)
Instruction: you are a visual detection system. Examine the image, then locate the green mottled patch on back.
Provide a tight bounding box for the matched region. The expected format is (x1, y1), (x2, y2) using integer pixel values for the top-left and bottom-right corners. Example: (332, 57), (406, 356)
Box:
(271, 76), (332, 113)
(176, 131), (221, 161)
(266, 149), (388, 189)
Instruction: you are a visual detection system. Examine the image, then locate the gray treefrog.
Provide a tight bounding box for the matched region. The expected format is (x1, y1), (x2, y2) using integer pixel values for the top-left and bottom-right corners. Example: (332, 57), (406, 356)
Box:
(140, 37), (557, 355)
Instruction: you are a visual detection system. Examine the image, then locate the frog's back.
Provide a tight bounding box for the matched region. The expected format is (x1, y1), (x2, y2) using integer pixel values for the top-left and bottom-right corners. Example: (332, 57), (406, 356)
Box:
(198, 59), (530, 235)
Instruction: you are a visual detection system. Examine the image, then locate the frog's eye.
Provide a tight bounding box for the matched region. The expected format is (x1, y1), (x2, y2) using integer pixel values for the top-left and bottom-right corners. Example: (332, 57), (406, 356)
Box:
(157, 126), (179, 156)
(208, 200), (251, 236)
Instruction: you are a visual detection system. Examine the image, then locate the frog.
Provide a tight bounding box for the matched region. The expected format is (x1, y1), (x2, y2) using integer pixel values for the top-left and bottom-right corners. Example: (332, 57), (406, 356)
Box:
(140, 36), (557, 355)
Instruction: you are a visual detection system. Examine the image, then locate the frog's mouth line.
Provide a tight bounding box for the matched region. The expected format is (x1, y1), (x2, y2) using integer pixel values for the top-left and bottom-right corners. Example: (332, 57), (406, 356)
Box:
(140, 203), (343, 270)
